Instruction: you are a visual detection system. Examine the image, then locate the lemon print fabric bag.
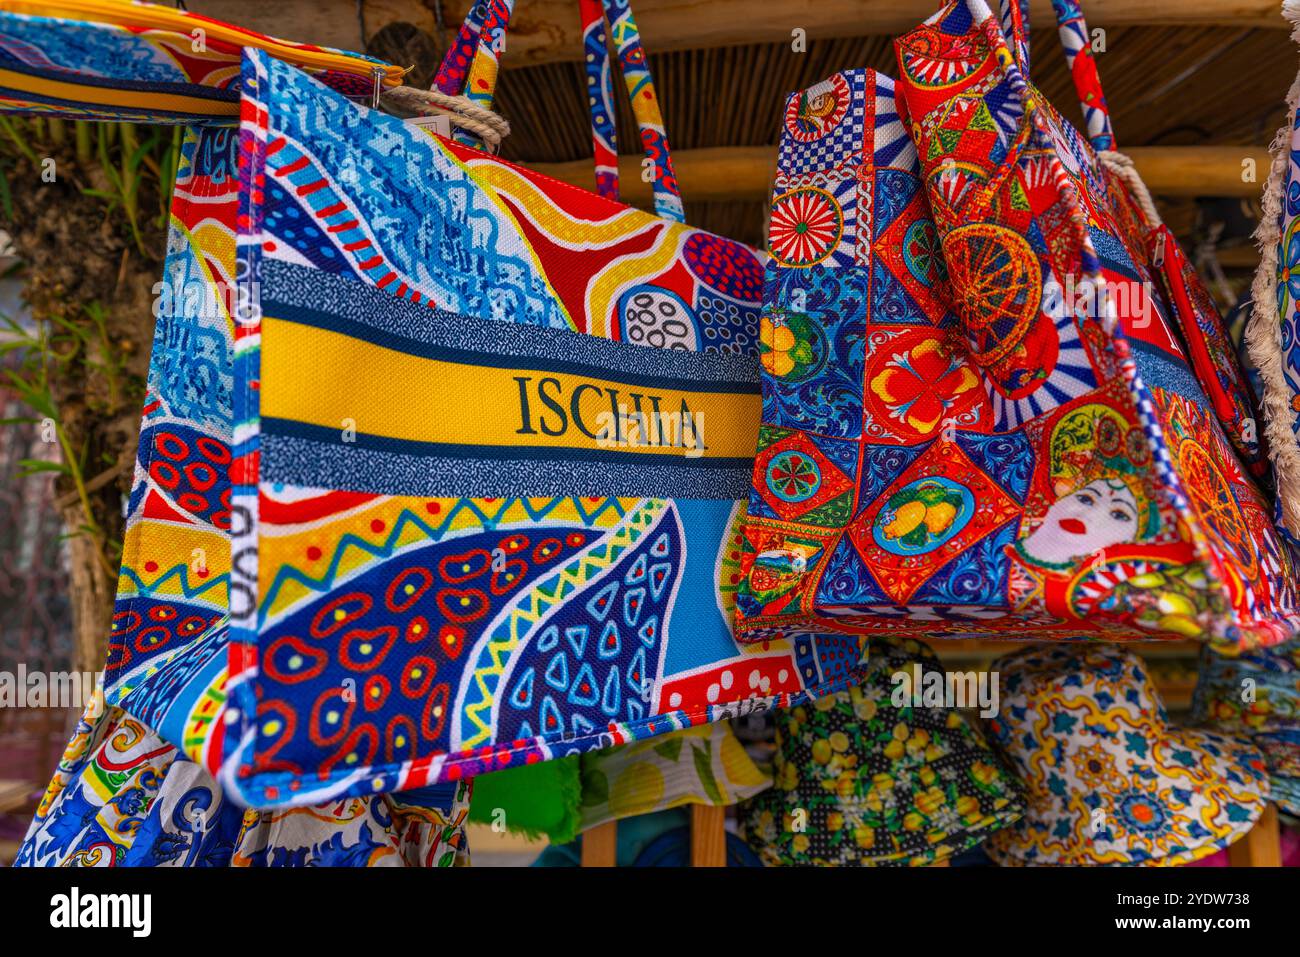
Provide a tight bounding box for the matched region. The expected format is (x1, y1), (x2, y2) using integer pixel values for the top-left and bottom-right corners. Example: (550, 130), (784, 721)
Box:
(734, 0), (1300, 652)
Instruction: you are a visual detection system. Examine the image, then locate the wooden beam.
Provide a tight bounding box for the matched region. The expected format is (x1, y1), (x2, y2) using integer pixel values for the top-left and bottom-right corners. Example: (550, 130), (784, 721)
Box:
(531, 145), (1270, 204)
(190, 1), (1287, 68)
(580, 820), (618, 866)
(690, 804), (728, 867)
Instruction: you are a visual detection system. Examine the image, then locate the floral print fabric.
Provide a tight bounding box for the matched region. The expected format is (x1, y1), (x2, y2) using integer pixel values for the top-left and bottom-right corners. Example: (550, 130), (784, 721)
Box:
(739, 638), (1023, 866)
(986, 644), (1270, 866)
(1192, 638), (1300, 815)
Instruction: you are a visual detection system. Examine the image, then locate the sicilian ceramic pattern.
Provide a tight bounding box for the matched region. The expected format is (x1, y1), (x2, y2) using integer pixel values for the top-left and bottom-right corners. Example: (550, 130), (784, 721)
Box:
(1192, 637), (1300, 815)
(1260, 65), (1300, 532)
(577, 720), (772, 831)
(157, 48), (870, 810)
(0, 5), (397, 122)
(1152, 227), (1270, 484)
(16, 685), (472, 867)
(1258, 730), (1300, 813)
(1280, 64), (1300, 447)
(986, 644), (1269, 866)
(738, 637), (1024, 866)
(734, 0), (1300, 651)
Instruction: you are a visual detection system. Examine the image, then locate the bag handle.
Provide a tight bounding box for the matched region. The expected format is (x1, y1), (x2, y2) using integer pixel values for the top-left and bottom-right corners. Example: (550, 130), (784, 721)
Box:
(431, 0), (685, 222)
(981, 0), (1115, 153)
(999, 0), (1033, 76)
(582, 0), (621, 201)
(580, 0), (684, 222)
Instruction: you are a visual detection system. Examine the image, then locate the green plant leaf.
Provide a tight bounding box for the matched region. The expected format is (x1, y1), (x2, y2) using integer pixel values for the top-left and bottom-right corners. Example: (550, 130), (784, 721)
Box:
(17, 458), (66, 474)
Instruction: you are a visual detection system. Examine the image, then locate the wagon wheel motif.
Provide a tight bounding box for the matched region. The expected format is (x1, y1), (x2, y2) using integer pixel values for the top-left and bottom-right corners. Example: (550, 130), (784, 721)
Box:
(903, 220), (947, 286)
(942, 222), (1041, 366)
(769, 188), (844, 267)
(766, 450), (822, 503)
(1178, 440), (1256, 578)
(898, 31), (985, 88)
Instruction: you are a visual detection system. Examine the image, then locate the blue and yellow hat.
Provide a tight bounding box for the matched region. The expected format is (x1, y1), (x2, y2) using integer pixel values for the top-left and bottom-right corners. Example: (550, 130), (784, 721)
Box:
(986, 644), (1270, 866)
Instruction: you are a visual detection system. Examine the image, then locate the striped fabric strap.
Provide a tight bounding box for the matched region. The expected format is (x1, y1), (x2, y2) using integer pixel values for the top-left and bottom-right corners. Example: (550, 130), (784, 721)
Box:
(999, 0), (1031, 74)
(994, 0), (1115, 152)
(450, 0), (516, 147)
(1050, 0), (1115, 152)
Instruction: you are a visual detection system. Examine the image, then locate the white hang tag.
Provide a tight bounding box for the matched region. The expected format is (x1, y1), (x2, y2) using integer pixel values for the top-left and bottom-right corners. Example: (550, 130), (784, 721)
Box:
(405, 114), (453, 139)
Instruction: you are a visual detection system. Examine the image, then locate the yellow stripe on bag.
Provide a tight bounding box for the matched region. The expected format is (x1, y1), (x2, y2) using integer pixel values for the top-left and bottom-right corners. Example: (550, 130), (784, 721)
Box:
(0, 67), (238, 117)
(260, 317), (761, 462)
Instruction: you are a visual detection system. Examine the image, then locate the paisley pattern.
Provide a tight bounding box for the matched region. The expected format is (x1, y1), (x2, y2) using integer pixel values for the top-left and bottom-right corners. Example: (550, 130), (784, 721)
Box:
(738, 637), (1024, 866)
(985, 644), (1270, 866)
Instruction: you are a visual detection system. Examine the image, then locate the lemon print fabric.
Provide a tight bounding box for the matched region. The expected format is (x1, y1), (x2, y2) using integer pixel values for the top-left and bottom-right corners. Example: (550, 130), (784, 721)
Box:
(578, 721), (772, 831)
(873, 478), (972, 555)
(738, 637), (1024, 866)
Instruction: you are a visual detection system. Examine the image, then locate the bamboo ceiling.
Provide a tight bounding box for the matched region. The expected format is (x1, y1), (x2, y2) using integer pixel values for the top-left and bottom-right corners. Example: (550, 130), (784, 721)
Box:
(365, 19), (1296, 249)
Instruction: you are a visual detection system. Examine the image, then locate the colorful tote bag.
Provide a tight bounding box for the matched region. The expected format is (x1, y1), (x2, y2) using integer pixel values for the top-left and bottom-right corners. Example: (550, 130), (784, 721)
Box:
(734, 0), (1300, 652)
(97, 0), (868, 810)
(0, 0), (403, 122)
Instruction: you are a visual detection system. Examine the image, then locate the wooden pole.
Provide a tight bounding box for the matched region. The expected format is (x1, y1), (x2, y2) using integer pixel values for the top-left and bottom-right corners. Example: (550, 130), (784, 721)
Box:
(1227, 804), (1283, 867)
(580, 821), (618, 867)
(190, 1), (1287, 67)
(530, 145), (1270, 205)
(690, 804), (728, 867)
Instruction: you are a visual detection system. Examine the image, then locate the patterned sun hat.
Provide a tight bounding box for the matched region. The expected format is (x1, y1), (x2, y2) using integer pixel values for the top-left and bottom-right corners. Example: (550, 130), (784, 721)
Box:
(738, 637), (1024, 866)
(1191, 638), (1300, 815)
(986, 644), (1270, 866)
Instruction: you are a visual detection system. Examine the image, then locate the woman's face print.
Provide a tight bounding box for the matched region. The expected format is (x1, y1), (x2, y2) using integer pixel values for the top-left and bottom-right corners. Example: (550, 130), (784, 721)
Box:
(1021, 478), (1141, 567)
